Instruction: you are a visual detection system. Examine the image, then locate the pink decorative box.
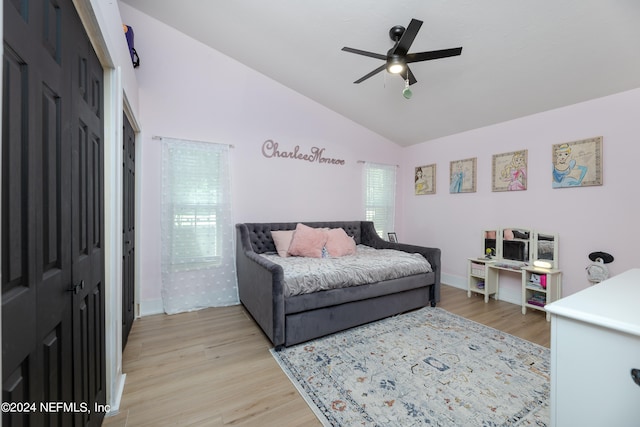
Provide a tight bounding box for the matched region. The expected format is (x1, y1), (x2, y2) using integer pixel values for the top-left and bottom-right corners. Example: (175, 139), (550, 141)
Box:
(540, 275), (547, 289)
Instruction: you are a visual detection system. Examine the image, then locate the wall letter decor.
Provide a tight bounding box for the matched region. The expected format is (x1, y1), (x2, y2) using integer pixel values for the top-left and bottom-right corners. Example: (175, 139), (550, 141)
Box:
(261, 139), (345, 166)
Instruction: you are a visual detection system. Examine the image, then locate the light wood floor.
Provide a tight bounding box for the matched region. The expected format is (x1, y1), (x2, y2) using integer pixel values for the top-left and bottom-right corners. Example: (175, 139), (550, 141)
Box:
(103, 285), (550, 427)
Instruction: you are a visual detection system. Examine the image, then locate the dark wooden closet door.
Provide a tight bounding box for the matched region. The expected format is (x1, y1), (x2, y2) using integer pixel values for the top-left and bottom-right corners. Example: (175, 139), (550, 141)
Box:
(2, 1), (74, 425)
(2, 0), (105, 425)
(122, 113), (136, 349)
(67, 11), (106, 426)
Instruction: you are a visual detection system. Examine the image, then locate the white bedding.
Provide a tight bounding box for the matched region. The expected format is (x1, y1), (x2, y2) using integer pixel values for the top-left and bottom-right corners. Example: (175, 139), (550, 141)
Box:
(261, 245), (432, 297)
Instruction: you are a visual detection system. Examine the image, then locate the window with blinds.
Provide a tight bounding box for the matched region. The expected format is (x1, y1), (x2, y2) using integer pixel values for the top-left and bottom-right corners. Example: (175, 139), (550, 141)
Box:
(163, 141), (227, 271)
(363, 162), (396, 239)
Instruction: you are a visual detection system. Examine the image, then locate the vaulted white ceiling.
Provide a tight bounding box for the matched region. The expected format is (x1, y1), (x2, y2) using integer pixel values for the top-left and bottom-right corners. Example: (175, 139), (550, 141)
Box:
(120, 0), (640, 146)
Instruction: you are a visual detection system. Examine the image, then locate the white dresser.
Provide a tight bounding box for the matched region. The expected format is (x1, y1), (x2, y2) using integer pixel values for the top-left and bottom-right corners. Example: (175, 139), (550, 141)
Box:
(545, 268), (640, 427)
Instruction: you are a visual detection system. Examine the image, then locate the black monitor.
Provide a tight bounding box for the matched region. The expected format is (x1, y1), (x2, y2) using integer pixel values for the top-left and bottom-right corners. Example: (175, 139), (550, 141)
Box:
(503, 240), (527, 262)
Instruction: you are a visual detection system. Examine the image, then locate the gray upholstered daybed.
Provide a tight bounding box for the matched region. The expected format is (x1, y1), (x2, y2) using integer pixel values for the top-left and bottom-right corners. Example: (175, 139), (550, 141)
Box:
(235, 221), (441, 348)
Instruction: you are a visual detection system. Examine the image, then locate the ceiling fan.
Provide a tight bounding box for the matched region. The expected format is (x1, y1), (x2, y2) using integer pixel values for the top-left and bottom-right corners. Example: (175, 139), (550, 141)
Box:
(342, 18), (462, 86)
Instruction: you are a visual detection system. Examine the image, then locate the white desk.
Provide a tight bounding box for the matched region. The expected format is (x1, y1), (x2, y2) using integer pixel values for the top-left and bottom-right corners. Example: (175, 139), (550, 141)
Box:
(545, 268), (640, 427)
(467, 258), (562, 320)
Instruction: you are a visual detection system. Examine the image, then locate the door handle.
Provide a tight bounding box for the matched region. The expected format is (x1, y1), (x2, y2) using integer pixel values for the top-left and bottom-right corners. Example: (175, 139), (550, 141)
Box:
(67, 280), (85, 294)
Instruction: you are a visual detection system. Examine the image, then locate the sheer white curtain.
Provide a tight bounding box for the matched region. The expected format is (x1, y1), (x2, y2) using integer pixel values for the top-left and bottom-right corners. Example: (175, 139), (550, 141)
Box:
(363, 162), (397, 239)
(161, 138), (238, 314)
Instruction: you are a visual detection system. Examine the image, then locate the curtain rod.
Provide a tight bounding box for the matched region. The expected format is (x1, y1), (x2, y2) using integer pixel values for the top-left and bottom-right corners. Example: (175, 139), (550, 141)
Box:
(357, 160), (399, 167)
(152, 135), (234, 148)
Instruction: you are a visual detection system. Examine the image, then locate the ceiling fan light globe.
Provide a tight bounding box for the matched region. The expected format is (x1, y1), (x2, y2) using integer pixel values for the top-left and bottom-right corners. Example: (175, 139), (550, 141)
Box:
(402, 87), (412, 99)
(387, 63), (404, 74)
(387, 55), (405, 74)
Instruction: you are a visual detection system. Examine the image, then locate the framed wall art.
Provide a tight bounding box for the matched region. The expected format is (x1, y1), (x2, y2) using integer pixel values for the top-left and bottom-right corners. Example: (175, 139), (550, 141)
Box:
(415, 164), (436, 195)
(492, 150), (527, 192)
(552, 136), (602, 188)
(449, 157), (477, 193)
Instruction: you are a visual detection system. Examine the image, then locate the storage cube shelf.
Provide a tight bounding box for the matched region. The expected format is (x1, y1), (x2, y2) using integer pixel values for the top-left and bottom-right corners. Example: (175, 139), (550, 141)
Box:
(467, 258), (498, 303)
(471, 263), (486, 276)
(521, 266), (562, 321)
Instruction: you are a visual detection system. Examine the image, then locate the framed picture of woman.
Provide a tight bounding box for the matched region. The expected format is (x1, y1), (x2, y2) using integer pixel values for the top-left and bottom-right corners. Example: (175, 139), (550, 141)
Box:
(492, 150), (527, 192)
(415, 164), (436, 195)
(449, 157), (477, 193)
(552, 137), (602, 188)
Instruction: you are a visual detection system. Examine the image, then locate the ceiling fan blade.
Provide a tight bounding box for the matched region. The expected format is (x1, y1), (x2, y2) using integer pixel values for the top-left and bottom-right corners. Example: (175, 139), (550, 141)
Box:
(353, 64), (386, 84)
(406, 66), (417, 85)
(405, 47), (463, 63)
(391, 19), (423, 57)
(342, 47), (386, 61)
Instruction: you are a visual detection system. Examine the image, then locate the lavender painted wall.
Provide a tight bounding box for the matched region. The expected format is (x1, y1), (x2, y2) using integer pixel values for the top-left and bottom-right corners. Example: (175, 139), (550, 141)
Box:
(121, 4), (639, 312)
(120, 5), (403, 310)
(400, 89), (640, 300)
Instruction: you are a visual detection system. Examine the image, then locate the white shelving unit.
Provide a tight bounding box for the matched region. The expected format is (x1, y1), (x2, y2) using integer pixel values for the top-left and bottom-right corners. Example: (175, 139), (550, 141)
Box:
(521, 266), (562, 321)
(467, 258), (497, 302)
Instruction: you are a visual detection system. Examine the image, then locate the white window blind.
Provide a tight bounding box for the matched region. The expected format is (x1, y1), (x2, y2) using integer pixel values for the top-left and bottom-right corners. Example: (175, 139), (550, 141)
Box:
(161, 138), (238, 314)
(363, 162), (396, 239)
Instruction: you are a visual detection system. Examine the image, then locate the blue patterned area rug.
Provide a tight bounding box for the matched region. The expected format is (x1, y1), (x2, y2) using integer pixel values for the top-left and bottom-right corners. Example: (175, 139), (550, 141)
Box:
(271, 307), (549, 426)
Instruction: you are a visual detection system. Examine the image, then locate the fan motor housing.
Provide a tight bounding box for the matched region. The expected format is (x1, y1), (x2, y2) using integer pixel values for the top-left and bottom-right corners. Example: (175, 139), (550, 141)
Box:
(389, 25), (405, 41)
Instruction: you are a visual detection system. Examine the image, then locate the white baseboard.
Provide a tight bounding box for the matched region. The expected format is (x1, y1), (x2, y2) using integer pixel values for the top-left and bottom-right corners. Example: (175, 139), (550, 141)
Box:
(139, 299), (164, 317)
(106, 373), (126, 416)
(441, 272), (466, 291)
(441, 273), (521, 306)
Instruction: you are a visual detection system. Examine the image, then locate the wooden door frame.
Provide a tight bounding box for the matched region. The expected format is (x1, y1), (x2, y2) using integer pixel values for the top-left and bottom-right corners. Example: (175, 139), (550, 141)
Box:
(101, 78), (142, 412)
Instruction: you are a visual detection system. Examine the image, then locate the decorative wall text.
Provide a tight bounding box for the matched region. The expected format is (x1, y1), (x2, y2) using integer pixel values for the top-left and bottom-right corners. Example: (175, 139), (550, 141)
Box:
(261, 139), (345, 166)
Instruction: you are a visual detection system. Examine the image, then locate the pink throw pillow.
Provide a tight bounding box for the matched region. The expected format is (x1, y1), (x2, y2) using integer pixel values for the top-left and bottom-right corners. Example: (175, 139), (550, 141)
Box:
(287, 223), (328, 258)
(271, 230), (295, 257)
(325, 228), (356, 257)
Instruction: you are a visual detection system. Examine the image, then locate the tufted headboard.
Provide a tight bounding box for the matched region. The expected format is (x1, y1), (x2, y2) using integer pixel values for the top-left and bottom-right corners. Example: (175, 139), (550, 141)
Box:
(238, 221), (364, 254)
